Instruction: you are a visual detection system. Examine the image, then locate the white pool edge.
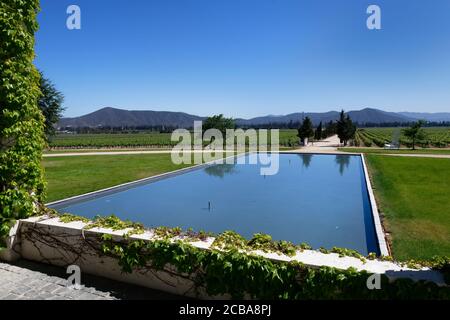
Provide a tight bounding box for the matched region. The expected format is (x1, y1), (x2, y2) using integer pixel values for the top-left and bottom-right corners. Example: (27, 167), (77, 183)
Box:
(360, 153), (390, 256)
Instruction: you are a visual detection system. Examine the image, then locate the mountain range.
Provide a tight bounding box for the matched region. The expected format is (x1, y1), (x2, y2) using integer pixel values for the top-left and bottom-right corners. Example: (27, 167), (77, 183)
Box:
(57, 107), (450, 128)
(398, 112), (450, 122)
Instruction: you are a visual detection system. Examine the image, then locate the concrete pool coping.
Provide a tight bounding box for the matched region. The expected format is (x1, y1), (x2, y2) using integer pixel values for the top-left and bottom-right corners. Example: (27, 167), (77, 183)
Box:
(360, 154), (390, 256)
(46, 151), (389, 257)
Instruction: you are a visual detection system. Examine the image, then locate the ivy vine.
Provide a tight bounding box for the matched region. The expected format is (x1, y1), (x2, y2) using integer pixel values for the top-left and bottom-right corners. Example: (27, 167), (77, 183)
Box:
(98, 235), (450, 299)
(0, 0), (45, 247)
(50, 212), (450, 298)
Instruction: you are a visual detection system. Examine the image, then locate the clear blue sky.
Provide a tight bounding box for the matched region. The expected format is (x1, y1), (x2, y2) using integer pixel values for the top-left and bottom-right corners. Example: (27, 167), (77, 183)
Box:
(35, 0), (450, 118)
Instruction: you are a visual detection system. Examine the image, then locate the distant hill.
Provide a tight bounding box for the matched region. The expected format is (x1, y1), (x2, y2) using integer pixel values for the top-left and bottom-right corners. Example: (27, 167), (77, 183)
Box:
(235, 111), (339, 126)
(235, 108), (414, 126)
(58, 107), (204, 128)
(347, 108), (415, 124)
(398, 112), (450, 122)
(58, 107), (447, 129)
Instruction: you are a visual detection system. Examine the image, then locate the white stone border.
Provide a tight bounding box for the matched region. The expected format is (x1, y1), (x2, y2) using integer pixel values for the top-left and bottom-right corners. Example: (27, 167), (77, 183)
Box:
(9, 216), (446, 296)
(360, 153), (390, 256)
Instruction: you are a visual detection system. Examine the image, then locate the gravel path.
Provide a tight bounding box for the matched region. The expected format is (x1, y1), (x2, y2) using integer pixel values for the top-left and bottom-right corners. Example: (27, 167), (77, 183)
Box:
(0, 260), (183, 300)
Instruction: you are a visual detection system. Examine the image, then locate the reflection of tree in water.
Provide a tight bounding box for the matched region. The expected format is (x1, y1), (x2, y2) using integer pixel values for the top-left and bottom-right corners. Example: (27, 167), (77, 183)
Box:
(204, 164), (238, 178)
(335, 155), (350, 175)
(298, 154), (313, 169)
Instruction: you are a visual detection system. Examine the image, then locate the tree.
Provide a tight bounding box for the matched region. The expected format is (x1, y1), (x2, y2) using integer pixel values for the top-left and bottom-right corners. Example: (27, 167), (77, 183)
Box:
(345, 115), (357, 144)
(202, 114), (235, 136)
(297, 117), (314, 145)
(403, 120), (426, 150)
(314, 121), (323, 141)
(1, 0), (45, 244)
(38, 71), (65, 137)
(323, 121), (336, 138)
(336, 110), (356, 146)
(202, 114), (235, 146)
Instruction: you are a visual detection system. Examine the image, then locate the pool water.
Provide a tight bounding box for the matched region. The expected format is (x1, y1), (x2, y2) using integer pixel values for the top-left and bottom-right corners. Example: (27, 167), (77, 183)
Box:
(51, 153), (380, 255)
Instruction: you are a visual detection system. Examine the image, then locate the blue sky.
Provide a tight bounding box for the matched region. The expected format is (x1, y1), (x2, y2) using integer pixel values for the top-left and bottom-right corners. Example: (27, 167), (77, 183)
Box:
(35, 0), (450, 118)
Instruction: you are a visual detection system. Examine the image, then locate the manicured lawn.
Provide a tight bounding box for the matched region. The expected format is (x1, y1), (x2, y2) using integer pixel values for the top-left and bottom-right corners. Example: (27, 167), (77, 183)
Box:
(43, 154), (197, 203)
(365, 155), (450, 260)
(339, 147), (450, 155)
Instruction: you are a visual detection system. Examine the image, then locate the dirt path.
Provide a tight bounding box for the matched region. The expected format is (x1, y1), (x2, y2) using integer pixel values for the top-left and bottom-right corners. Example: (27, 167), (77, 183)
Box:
(293, 135), (345, 153)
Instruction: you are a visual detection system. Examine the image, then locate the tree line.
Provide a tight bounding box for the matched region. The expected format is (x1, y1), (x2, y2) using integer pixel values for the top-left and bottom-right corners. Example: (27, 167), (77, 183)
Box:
(297, 110), (356, 146)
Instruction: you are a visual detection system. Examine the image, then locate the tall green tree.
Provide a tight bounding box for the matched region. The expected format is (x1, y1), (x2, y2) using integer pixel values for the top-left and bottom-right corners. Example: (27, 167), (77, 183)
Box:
(0, 0), (45, 244)
(323, 120), (336, 138)
(38, 71), (65, 138)
(345, 114), (356, 143)
(314, 121), (323, 141)
(202, 114), (235, 136)
(297, 117), (314, 145)
(403, 120), (426, 150)
(336, 110), (356, 146)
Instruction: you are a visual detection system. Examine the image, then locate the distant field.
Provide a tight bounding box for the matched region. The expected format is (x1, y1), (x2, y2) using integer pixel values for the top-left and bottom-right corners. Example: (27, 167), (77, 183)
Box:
(366, 155), (450, 260)
(355, 127), (450, 148)
(48, 130), (300, 149)
(49, 127), (450, 150)
(49, 132), (177, 148)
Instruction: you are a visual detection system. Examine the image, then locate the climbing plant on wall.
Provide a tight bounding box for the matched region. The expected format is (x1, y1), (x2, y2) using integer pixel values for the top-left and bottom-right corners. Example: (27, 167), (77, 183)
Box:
(0, 0), (45, 245)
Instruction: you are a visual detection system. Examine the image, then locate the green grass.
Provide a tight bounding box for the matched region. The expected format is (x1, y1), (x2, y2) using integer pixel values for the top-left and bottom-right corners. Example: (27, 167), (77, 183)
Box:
(44, 145), (297, 154)
(339, 147), (450, 155)
(365, 155), (450, 260)
(43, 154), (197, 203)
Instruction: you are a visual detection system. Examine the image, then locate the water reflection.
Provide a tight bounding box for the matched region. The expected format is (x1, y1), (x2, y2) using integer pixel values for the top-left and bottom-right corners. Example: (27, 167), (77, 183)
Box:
(298, 154), (313, 169)
(204, 164), (238, 178)
(335, 155), (350, 175)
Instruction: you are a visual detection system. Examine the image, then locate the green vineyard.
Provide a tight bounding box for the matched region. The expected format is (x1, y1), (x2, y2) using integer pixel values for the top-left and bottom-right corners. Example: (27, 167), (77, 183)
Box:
(49, 128), (450, 149)
(48, 130), (300, 149)
(49, 133), (177, 148)
(355, 127), (450, 148)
